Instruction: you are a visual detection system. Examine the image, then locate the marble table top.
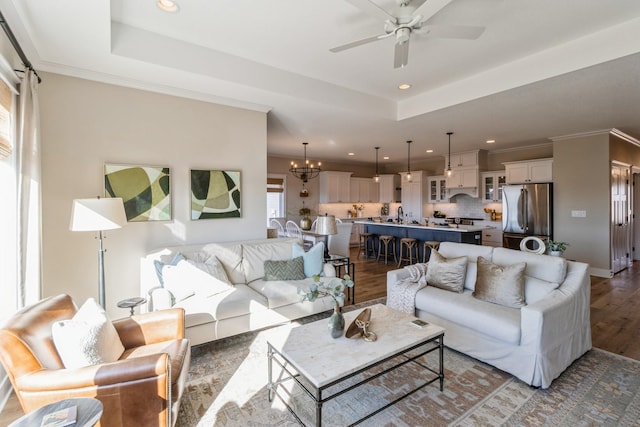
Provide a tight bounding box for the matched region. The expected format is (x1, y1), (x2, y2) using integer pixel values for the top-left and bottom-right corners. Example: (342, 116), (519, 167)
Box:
(266, 304), (444, 388)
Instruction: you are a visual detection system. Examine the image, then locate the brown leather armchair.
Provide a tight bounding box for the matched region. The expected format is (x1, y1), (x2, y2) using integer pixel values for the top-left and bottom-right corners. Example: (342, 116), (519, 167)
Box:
(0, 294), (190, 427)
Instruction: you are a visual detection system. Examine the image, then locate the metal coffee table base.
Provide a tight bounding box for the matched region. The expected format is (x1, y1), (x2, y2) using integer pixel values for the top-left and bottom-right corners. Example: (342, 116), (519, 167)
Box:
(267, 333), (444, 427)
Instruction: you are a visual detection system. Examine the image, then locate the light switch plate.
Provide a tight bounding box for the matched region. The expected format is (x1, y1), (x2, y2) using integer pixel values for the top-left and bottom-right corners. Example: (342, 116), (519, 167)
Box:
(571, 210), (587, 218)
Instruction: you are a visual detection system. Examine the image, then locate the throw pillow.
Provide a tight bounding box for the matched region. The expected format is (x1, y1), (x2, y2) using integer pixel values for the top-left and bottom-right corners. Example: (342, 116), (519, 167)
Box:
(292, 242), (325, 278)
(163, 259), (232, 300)
(425, 250), (468, 293)
(153, 252), (185, 285)
(52, 298), (125, 369)
(474, 256), (527, 308)
(264, 256), (306, 281)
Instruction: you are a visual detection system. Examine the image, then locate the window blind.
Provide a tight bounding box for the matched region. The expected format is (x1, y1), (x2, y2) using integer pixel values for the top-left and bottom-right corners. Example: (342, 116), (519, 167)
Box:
(267, 177), (284, 193)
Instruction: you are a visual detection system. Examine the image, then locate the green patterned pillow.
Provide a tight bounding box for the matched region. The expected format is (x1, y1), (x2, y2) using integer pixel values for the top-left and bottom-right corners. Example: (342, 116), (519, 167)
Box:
(264, 257), (305, 281)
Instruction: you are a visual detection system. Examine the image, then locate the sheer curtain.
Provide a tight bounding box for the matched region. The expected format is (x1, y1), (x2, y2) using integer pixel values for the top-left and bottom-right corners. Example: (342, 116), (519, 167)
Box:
(15, 70), (41, 307)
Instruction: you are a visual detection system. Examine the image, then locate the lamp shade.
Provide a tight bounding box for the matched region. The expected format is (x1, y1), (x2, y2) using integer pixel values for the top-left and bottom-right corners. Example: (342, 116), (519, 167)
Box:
(315, 215), (337, 235)
(70, 198), (127, 231)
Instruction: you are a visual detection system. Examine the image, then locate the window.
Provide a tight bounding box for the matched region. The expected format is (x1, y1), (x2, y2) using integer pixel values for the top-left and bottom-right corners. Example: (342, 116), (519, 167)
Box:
(0, 79), (12, 158)
(267, 175), (286, 225)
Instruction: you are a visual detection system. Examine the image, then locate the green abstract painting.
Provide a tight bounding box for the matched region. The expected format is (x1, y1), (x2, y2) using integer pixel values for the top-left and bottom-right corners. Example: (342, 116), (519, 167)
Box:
(105, 164), (171, 221)
(191, 170), (241, 220)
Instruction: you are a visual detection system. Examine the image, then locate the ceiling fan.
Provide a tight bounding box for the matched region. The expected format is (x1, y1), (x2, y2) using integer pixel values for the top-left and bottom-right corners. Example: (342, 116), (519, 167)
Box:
(331, 0), (485, 68)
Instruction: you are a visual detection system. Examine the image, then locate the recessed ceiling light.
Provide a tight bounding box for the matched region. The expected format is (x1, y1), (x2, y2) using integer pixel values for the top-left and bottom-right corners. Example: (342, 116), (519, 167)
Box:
(348, 152), (355, 156)
(157, 0), (179, 12)
(426, 149), (433, 153)
(383, 156), (390, 160)
(486, 139), (495, 144)
(398, 84), (412, 90)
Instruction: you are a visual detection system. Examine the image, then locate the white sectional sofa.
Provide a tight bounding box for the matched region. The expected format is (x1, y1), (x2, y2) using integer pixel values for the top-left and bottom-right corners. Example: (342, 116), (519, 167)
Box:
(387, 242), (591, 388)
(141, 237), (339, 346)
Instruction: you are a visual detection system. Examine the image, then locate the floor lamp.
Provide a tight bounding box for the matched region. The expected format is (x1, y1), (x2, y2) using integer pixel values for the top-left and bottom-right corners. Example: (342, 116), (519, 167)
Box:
(70, 197), (127, 308)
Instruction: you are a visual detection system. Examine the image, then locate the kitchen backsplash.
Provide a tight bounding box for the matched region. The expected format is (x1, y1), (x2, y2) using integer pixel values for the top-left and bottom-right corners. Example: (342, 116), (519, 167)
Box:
(318, 194), (502, 222)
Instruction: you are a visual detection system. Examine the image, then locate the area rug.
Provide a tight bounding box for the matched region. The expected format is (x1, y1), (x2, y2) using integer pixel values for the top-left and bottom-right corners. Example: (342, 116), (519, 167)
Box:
(176, 300), (640, 426)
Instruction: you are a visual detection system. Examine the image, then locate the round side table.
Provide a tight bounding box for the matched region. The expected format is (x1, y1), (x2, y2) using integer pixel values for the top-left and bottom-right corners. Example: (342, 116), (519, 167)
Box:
(9, 397), (103, 427)
(117, 296), (147, 316)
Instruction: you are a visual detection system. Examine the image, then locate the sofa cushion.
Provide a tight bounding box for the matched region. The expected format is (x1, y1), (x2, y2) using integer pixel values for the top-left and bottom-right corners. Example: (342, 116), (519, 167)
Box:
(425, 250), (467, 293)
(292, 242), (325, 277)
(243, 240), (296, 283)
(163, 259), (233, 301)
(438, 242), (494, 291)
(174, 284), (269, 326)
(52, 298), (125, 368)
(415, 287), (521, 344)
(248, 277), (320, 309)
(263, 257), (306, 281)
(524, 276), (560, 305)
(186, 253), (232, 285)
(474, 256), (526, 308)
(153, 252), (185, 285)
(492, 247), (567, 284)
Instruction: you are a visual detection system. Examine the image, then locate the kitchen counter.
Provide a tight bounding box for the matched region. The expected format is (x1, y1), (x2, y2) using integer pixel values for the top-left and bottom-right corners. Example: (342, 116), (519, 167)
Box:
(356, 221), (483, 260)
(354, 220), (486, 233)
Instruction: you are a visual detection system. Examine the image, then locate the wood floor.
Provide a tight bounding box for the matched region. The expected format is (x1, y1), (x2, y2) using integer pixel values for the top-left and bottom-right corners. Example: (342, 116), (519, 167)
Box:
(1, 248), (639, 424)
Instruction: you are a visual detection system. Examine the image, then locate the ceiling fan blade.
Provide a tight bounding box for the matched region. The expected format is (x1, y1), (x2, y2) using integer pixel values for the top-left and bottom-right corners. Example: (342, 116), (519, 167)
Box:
(345, 0), (396, 23)
(394, 40), (410, 69)
(413, 0), (454, 22)
(330, 32), (393, 53)
(420, 25), (486, 39)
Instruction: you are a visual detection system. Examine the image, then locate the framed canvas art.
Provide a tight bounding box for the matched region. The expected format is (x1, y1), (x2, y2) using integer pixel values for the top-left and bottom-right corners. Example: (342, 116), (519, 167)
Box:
(104, 164), (171, 221)
(191, 169), (241, 219)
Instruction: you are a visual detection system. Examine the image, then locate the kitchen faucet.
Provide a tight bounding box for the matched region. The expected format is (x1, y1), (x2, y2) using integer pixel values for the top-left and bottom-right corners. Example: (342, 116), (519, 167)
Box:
(397, 206), (403, 223)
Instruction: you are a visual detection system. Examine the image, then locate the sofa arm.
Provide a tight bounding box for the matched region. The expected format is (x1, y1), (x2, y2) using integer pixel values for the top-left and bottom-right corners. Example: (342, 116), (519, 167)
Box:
(520, 261), (591, 354)
(386, 268), (412, 296)
(113, 308), (185, 348)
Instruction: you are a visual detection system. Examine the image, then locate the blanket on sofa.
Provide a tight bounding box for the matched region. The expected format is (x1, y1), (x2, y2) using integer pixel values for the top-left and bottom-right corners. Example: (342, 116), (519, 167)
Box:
(386, 263), (428, 314)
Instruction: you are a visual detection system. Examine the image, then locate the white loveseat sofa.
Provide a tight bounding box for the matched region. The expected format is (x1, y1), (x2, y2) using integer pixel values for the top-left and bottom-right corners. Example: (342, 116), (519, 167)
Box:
(387, 242), (591, 388)
(141, 238), (339, 346)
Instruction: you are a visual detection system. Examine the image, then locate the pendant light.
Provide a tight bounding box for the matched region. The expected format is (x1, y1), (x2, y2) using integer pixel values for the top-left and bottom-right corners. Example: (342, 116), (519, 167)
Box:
(406, 140), (412, 182)
(446, 132), (453, 177)
(373, 146), (380, 183)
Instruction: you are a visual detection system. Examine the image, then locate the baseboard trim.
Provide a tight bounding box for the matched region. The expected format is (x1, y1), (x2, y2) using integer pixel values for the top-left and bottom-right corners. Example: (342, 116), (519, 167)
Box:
(589, 267), (613, 278)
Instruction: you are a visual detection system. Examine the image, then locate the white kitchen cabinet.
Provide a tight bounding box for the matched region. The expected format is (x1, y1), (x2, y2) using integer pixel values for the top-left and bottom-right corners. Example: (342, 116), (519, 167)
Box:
(482, 228), (503, 247)
(378, 174), (400, 203)
(446, 168), (479, 198)
(428, 175), (448, 203)
(399, 171), (427, 222)
(481, 171), (506, 202)
(319, 171), (352, 203)
(350, 177), (379, 202)
(446, 149), (488, 169)
(504, 159), (553, 184)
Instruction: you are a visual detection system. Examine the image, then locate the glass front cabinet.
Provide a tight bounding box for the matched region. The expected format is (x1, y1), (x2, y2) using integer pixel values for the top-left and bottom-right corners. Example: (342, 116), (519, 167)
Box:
(481, 171), (506, 203)
(428, 176), (448, 203)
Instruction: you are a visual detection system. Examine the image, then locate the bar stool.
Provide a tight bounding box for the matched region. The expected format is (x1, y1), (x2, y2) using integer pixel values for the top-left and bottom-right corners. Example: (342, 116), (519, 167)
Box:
(377, 235), (397, 265)
(358, 232), (375, 260)
(423, 241), (441, 262)
(397, 237), (418, 267)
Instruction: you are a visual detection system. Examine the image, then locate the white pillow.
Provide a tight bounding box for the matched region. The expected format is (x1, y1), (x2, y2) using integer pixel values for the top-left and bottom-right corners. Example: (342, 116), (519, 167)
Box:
(52, 298), (125, 369)
(163, 259), (232, 299)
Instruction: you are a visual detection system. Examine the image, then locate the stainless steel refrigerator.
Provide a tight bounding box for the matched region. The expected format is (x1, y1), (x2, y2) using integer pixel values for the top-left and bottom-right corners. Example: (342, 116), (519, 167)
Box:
(502, 183), (553, 250)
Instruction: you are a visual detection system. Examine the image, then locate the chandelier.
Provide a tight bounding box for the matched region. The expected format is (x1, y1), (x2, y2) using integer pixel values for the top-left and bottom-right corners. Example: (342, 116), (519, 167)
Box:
(290, 142), (321, 182)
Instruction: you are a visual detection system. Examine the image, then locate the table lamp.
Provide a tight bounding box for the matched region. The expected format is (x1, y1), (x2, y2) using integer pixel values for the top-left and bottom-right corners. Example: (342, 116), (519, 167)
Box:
(70, 197), (126, 308)
(315, 214), (337, 258)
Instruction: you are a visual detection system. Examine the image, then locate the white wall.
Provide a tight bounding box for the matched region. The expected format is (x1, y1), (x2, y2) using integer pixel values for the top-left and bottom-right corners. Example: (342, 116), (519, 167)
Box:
(39, 73), (267, 317)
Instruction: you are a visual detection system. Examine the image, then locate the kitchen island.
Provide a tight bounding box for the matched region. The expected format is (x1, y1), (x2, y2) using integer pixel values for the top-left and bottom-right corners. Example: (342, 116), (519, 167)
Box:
(357, 221), (483, 262)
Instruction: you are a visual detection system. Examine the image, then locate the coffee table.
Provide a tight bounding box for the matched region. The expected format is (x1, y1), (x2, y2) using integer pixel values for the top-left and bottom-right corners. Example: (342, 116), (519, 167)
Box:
(267, 304), (445, 426)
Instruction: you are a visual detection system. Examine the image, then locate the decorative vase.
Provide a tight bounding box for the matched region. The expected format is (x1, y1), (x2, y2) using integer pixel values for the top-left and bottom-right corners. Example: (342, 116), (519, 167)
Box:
(548, 250), (563, 257)
(328, 303), (345, 339)
(300, 217), (312, 230)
